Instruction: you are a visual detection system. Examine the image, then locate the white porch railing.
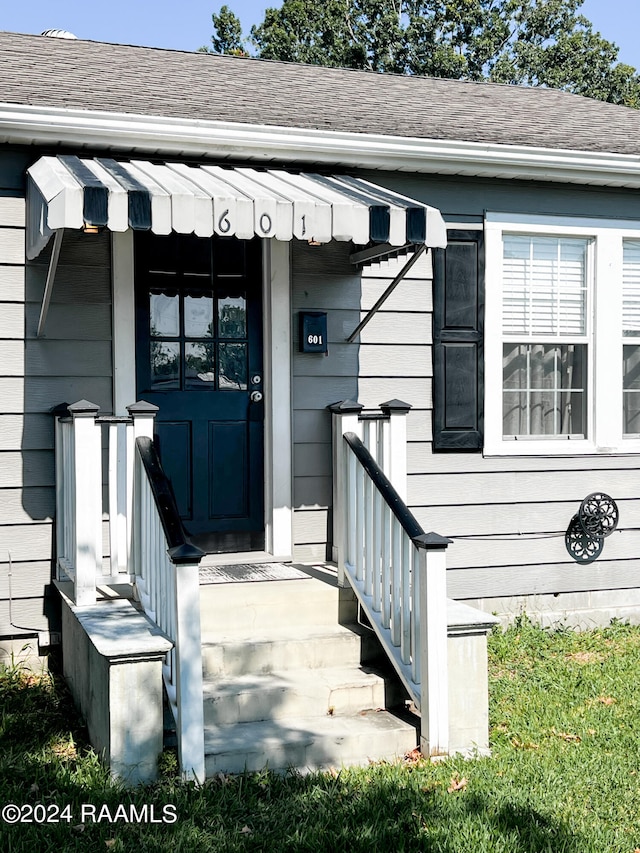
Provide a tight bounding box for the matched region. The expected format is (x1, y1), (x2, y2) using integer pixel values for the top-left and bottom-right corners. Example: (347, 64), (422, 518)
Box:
(54, 400), (136, 602)
(133, 429), (205, 783)
(53, 399), (205, 781)
(330, 400), (451, 757)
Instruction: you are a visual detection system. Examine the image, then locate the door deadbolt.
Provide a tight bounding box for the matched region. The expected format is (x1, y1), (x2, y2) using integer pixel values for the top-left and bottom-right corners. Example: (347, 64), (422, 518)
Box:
(250, 391), (263, 402)
(251, 374), (262, 385)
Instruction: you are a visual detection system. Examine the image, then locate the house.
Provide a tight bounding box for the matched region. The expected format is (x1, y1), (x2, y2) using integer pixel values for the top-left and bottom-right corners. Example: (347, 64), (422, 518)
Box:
(2, 29), (640, 780)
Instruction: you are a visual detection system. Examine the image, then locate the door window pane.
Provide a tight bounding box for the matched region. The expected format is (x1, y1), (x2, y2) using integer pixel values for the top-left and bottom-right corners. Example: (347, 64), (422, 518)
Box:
(150, 292), (179, 337)
(185, 343), (215, 388)
(219, 343), (247, 389)
(151, 341), (180, 389)
(218, 296), (247, 338)
(214, 238), (246, 277)
(185, 293), (214, 338)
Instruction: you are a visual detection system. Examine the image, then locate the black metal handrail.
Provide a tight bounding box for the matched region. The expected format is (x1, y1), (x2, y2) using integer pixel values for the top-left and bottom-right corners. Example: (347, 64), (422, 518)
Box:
(343, 432), (451, 551)
(343, 431), (424, 537)
(135, 436), (203, 564)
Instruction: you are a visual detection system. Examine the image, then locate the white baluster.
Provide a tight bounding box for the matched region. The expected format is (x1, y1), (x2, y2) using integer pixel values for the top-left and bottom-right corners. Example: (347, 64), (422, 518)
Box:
(364, 469), (373, 596)
(125, 420), (135, 574)
(391, 517), (402, 647)
(329, 400), (363, 584)
(355, 462), (365, 582)
(400, 533), (411, 665)
(381, 502), (391, 629)
(346, 450), (357, 571)
(372, 488), (382, 611)
(411, 544), (421, 684)
(380, 400), (411, 501)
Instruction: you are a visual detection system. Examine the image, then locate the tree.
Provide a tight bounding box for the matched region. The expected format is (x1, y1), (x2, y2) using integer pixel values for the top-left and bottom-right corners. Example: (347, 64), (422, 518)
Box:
(200, 4), (246, 56)
(205, 0), (640, 108)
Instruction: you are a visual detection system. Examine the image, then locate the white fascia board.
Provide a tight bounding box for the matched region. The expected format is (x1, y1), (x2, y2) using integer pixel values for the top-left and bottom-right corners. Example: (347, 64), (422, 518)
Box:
(3, 102), (640, 188)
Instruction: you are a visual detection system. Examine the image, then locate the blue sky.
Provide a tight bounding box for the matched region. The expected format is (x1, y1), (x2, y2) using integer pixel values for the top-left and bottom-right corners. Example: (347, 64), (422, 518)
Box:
(2, 1), (639, 69)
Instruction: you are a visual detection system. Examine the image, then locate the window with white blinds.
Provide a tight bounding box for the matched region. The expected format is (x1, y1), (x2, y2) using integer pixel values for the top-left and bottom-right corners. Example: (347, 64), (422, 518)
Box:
(623, 240), (640, 434)
(502, 236), (589, 338)
(486, 213), (640, 454)
(501, 235), (590, 438)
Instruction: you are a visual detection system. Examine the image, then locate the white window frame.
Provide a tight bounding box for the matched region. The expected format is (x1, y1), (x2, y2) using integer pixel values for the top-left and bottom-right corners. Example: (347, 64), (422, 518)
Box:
(485, 212), (640, 456)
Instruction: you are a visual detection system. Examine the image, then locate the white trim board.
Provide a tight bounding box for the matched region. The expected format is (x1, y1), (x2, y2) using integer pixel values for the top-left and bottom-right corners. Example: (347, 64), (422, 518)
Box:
(4, 102), (640, 188)
(111, 233), (293, 558)
(485, 212), (640, 456)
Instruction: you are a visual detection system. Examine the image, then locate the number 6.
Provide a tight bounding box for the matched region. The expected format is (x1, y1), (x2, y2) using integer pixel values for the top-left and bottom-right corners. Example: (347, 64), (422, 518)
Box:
(218, 209), (231, 234)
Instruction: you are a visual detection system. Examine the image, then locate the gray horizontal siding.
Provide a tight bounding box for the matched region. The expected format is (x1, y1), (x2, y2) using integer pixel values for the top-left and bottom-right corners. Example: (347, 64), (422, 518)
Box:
(0, 487), (55, 523)
(0, 415), (55, 450)
(447, 558), (640, 600)
(291, 241), (433, 558)
(290, 208), (640, 606)
(0, 561), (53, 599)
(0, 521), (111, 563)
(0, 265), (25, 301)
(0, 598), (52, 636)
(407, 469), (640, 507)
(413, 499), (636, 537)
(0, 181), (113, 636)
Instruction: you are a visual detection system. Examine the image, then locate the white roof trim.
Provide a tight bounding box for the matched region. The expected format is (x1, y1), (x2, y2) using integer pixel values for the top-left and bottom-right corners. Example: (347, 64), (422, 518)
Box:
(25, 155), (447, 259)
(5, 102), (640, 188)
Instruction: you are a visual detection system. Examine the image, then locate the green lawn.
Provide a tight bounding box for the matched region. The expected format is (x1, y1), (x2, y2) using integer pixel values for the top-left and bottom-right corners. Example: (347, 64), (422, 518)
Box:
(1, 618), (640, 852)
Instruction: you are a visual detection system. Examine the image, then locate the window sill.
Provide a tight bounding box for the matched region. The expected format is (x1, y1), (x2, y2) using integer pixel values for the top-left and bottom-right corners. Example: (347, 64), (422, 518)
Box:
(482, 438), (640, 456)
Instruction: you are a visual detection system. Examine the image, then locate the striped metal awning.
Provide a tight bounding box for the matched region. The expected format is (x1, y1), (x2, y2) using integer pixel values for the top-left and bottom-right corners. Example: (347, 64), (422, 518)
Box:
(26, 155), (447, 259)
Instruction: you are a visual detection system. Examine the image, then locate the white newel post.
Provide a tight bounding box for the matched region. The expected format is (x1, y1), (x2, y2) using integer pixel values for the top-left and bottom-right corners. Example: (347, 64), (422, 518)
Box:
(170, 543), (206, 783)
(68, 400), (102, 606)
(329, 400), (364, 585)
(128, 400), (159, 441)
(380, 399), (411, 502)
(127, 401), (159, 578)
(414, 532), (451, 757)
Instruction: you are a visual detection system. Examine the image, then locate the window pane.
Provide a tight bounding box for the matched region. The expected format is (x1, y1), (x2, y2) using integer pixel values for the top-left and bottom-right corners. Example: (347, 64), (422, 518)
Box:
(503, 343), (586, 437)
(502, 236), (588, 337)
(623, 343), (640, 434)
(218, 343), (247, 389)
(218, 295), (247, 338)
(185, 293), (213, 338)
(185, 342), (215, 389)
(150, 292), (179, 337)
(151, 341), (180, 389)
(623, 240), (640, 338)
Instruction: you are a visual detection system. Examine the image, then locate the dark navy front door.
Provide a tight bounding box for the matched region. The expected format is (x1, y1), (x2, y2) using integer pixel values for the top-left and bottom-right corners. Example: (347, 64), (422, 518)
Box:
(135, 232), (264, 552)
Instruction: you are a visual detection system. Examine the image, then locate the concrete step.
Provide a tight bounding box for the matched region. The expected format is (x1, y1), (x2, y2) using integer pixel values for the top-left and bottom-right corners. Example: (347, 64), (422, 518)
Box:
(199, 574), (355, 635)
(201, 624), (365, 677)
(204, 710), (418, 775)
(203, 666), (386, 726)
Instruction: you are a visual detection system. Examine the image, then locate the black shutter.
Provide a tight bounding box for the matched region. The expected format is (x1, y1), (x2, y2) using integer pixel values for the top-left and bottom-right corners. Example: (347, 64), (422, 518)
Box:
(432, 229), (484, 451)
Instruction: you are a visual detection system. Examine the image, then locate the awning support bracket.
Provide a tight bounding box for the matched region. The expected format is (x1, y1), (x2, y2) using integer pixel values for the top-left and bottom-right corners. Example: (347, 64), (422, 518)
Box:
(37, 229), (63, 338)
(346, 243), (427, 343)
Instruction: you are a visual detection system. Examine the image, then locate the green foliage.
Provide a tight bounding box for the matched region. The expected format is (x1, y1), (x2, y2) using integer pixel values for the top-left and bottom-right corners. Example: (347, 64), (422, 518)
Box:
(207, 0), (640, 107)
(4, 621), (640, 850)
(200, 5), (246, 55)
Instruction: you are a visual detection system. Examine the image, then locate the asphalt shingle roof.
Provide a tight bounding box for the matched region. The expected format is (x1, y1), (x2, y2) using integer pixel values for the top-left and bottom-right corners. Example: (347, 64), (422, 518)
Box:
(2, 30), (640, 156)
